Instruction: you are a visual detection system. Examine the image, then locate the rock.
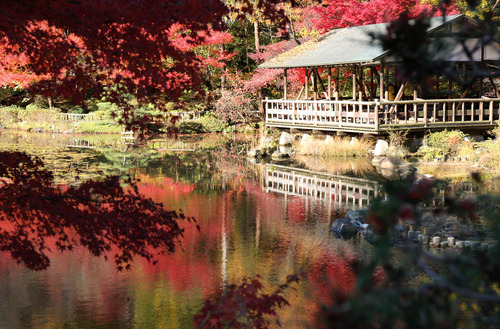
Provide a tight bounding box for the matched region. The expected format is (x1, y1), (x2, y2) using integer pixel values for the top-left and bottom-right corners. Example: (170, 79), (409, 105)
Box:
(371, 156), (385, 166)
(380, 157), (407, 170)
(271, 151), (290, 160)
(345, 210), (365, 221)
(330, 219), (359, 236)
(247, 149), (262, 158)
(279, 132), (293, 146)
(440, 241), (449, 248)
(373, 139), (389, 156)
(447, 237), (455, 246)
(63, 129), (75, 134)
(432, 236), (441, 245)
(279, 145), (293, 156)
(456, 240), (465, 249)
(421, 235), (429, 245)
(300, 133), (314, 146)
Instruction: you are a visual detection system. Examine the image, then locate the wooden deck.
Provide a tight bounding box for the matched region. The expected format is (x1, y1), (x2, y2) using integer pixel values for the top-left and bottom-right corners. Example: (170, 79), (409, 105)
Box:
(266, 164), (381, 210)
(265, 98), (500, 134)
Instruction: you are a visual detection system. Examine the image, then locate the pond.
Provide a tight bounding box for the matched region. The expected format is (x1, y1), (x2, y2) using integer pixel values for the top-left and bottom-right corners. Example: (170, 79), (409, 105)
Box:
(0, 131), (400, 328)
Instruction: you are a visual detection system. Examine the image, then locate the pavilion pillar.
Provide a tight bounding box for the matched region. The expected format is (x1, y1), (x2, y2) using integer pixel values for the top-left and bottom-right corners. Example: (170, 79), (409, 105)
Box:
(352, 65), (357, 101)
(379, 63), (385, 100)
(284, 68), (288, 100)
(328, 67), (332, 100)
(370, 67), (375, 100)
(313, 69), (318, 100)
(305, 68), (309, 99)
(335, 68), (339, 100)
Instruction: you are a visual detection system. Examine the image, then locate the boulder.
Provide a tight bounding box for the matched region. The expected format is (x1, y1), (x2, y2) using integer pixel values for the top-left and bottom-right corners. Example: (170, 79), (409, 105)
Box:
(271, 151), (290, 160)
(247, 149), (262, 158)
(279, 145), (293, 156)
(373, 139), (389, 156)
(300, 133), (314, 146)
(345, 210), (365, 221)
(380, 157), (407, 170)
(330, 219), (359, 239)
(279, 132), (293, 146)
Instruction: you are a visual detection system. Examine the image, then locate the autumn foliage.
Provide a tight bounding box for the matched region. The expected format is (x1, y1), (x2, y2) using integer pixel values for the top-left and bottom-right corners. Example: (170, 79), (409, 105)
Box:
(0, 151), (190, 271)
(194, 273), (305, 329)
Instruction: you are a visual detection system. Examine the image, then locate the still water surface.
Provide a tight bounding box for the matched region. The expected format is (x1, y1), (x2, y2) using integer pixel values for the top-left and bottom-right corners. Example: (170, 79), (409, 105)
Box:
(0, 132), (384, 328)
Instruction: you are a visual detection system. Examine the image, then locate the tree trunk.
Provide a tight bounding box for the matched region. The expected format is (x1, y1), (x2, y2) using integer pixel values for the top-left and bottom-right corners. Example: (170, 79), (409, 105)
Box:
(254, 20), (264, 115)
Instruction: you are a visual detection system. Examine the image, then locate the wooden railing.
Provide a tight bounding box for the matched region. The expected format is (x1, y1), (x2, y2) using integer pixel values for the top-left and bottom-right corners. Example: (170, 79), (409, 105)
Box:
(166, 111), (202, 123)
(265, 164), (380, 210)
(265, 97), (500, 132)
(58, 113), (102, 122)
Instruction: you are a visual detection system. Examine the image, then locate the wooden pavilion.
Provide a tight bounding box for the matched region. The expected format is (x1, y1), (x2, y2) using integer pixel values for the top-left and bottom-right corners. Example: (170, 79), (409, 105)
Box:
(260, 15), (500, 134)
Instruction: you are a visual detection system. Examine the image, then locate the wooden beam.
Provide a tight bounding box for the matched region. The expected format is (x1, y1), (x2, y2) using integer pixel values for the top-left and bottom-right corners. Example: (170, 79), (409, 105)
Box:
(379, 64), (384, 100)
(352, 65), (357, 101)
(328, 67), (332, 100)
(394, 81), (408, 102)
(335, 68), (340, 99)
(312, 68), (318, 100)
(305, 68), (309, 99)
(370, 67), (375, 100)
(314, 68), (328, 96)
(296, 86), (305, 100)
(284, 68), (288, 100)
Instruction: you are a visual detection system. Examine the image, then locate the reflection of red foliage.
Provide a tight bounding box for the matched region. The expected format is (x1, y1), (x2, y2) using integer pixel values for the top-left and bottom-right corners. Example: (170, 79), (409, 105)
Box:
(0, 151), (186, 271)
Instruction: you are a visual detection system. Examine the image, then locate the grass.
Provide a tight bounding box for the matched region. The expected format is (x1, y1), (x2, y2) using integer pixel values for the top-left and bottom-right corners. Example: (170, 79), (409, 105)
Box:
(294, 136), (374, 157)
(75, 121), (123, 134)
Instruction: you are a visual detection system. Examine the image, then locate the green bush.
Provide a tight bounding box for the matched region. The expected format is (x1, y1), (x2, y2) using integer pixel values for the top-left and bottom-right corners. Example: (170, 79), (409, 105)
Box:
(75, 120), (123, 134)
(18, 107), (59, 125)
(0, 105), (22, 126)
(418, 130), (472, 160)
(179, 121), (206, 134)
(197, 115), (230, 133)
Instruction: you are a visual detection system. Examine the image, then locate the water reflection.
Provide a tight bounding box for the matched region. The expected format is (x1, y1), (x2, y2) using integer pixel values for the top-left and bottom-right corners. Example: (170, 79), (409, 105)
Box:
(0, 131), (382, 328)
(265, 164), (381, 210)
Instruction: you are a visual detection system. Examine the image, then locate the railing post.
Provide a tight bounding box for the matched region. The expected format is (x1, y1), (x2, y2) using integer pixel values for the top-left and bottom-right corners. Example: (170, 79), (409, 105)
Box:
(375, 103), (379, 131)
(490, 101), (494, 124)
(314, 101), (318, 126)
(424, 102), (428, 127)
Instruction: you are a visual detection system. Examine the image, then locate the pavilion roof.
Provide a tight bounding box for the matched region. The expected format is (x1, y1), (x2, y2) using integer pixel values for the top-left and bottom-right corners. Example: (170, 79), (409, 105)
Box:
(260, 15), (472, 69)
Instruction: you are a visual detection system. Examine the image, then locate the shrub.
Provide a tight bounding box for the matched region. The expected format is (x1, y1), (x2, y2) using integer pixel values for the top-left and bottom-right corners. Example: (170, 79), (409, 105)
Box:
(214, 89), (258, 124)
(418, 130), (473, 160)
(386, 130), (409, 158)
(179, 121), (205, 134)
(477, 121), (500, 170)
(18, 106), (59, 125)
(0, 105), (22, 126)
(197, 115), (230, 133)
(75, 120), (123, 134)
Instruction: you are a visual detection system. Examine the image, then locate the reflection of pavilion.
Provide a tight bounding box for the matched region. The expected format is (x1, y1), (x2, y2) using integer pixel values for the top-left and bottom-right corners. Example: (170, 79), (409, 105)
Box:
(265, 164), (380, 210)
